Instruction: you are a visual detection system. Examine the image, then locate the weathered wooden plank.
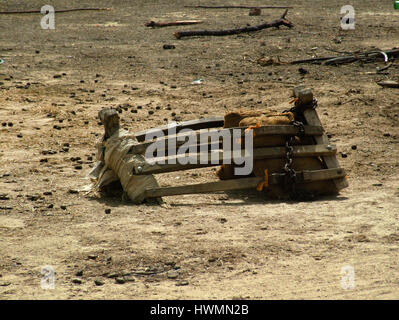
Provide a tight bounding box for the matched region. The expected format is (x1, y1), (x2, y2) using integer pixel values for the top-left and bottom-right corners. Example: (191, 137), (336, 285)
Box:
(143, 168), (347, 199)
(144, 177), (264, 198)
(135, 144), (337, 175)
(302, 107), (349, 191)
(98, 108), (120, 139)
(269, 168), (347, 184)
(302, 168), (346, 182)
(134, 117), (225, 142)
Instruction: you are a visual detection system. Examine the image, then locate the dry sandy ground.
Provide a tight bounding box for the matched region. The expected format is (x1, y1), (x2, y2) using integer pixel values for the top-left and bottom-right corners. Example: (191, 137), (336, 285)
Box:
(0, 0), (398, 299)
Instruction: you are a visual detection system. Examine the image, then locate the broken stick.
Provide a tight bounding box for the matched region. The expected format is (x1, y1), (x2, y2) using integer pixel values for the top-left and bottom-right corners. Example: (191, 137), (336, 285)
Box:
(174, 9), (293, 39)
(0, 8), (111, 14)
(184, 5), (293, 9)
(145, 20), (203, 28)
(290, 48), (399, 65)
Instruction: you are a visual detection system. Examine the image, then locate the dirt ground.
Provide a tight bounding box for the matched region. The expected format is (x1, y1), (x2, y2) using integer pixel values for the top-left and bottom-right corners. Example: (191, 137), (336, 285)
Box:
(0, 0), (398, 300)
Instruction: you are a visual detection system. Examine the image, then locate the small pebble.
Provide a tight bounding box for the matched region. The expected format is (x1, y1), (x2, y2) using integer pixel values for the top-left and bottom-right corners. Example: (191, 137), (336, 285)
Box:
(167, 270), (179, 279)
(163, 44), (176, 50)
(115, 277), (125, 284)
(94, 279), (104, 286)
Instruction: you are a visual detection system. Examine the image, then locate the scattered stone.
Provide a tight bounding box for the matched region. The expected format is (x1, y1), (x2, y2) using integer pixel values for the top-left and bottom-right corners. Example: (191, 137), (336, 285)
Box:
(26, 194), (41, 201)
(53, 74), (62, 79)
(115, 277), (126, 284)
(163, 44), (176, 50)
(383, 133), (391, 137)
(0, 281), (11, 287)
(351, 145), (357, 150)
(68, 189), (79, 194)
(0, 194), (10, 200)
(167, 270), (179, 279)
(60, 205), (67, 210)
(218, 218), (227, 224)
(74, 165), (82, 170)
(298, 67), (308, 75)
(175, 280), (189, 286)
(124, 277), (135, 283)
(43, 191), (52, 196)
(104, 208), (111, 214)
(107, 273), (119, 279)
(75, 270), (83, 277)
(88, 254), (97, 260)
(94, 279), (104, 286)
(249, 8), (261, 16)
(341, 153), (348, 158)
(72, 278), (82, 284)
(41, 150), (57, 155)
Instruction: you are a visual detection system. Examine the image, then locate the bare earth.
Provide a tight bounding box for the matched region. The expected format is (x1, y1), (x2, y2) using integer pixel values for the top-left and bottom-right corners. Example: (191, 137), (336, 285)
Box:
(0, 0), (398, 299)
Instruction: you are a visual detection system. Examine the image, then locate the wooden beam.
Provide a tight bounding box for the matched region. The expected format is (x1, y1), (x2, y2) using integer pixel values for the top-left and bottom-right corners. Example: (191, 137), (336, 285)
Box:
(302, 168), (346, 182)
(143, 168), (346, 199)
(292, 86), (349, 191)
(144, 177), (263, 198)
(134, 117), (224, 142)
(98, 108), (120, 139)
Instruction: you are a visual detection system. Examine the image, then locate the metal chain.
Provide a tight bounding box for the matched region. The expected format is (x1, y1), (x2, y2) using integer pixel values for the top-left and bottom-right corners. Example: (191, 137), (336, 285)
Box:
(282, 114), (315, 201)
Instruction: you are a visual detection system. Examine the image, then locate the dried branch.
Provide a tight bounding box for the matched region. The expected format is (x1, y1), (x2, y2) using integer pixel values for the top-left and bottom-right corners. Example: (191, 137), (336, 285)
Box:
(0, 8), (111, 14)
(290, 48), (399, 65)
(184, 5), (293, 9)
(146, 20), (203, 28)
(174, 9), (293, 39)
